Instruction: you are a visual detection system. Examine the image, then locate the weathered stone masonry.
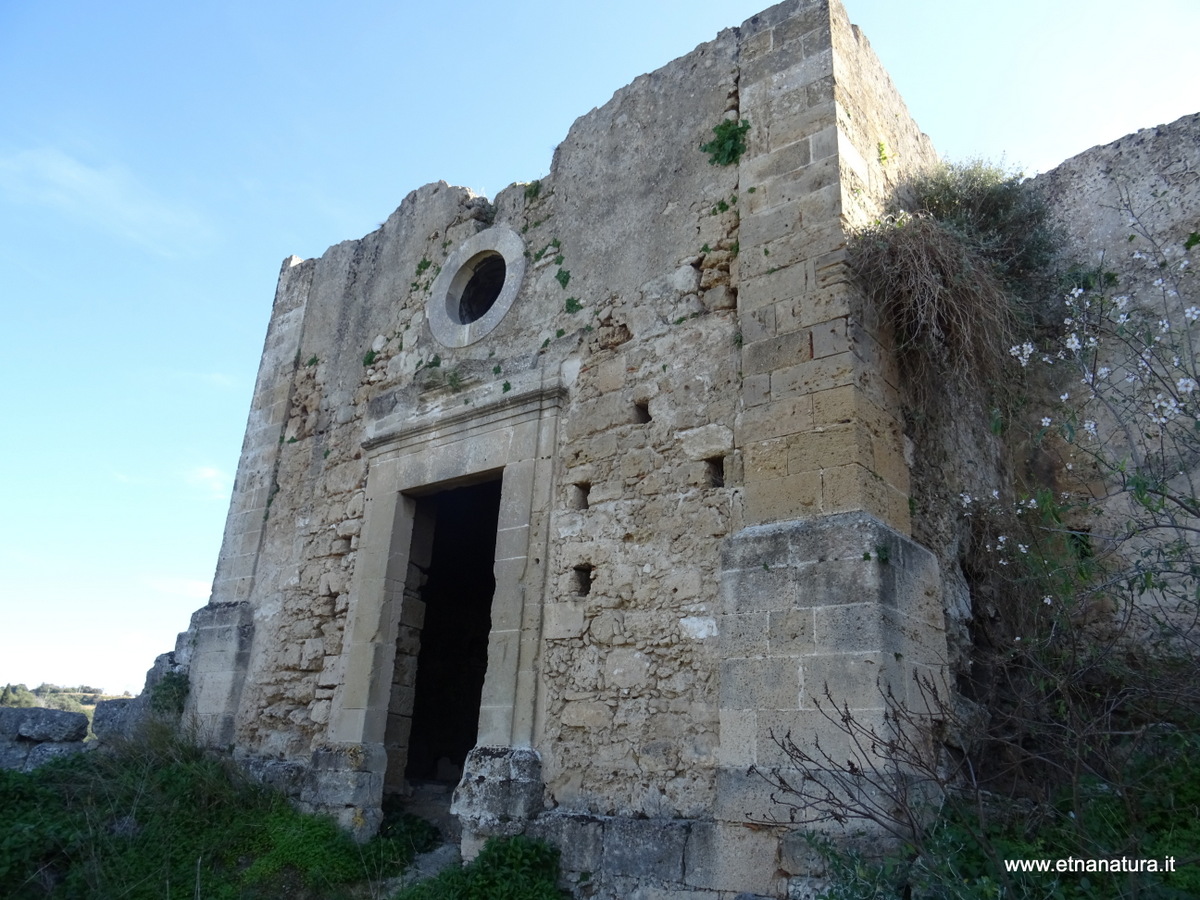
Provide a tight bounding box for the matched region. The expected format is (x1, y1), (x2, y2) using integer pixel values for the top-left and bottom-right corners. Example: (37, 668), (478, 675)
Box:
(169, 1), (961, 896)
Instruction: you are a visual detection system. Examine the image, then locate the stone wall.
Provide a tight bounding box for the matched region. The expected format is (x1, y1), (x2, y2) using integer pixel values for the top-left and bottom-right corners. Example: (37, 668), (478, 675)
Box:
(0, 707), (89, 772)
(164, 1), (951, 896)
(156, 2), (1199, 898)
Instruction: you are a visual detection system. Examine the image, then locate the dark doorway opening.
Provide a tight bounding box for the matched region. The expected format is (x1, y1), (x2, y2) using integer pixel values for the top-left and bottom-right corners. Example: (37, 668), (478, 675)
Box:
(403, 478), (501, 784)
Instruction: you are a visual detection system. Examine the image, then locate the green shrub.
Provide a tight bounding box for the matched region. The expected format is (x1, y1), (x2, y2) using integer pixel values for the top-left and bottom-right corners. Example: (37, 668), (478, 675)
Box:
(0, 725), (436, 899)
(148, 670), (188, 715)
(700, 118), (750, 166)
(395, 835), (568, 900)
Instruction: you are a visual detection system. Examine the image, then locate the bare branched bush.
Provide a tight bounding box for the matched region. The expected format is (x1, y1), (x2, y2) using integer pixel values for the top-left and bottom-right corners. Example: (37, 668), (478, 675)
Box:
(749, 677), (959, 847)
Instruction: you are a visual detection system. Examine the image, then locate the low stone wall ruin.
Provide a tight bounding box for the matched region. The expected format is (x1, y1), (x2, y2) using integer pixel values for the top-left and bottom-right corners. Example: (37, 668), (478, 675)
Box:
(0, 706), (89, 772)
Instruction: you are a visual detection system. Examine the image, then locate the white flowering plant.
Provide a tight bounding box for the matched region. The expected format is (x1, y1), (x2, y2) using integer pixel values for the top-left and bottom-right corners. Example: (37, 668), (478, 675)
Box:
(783, 172), (1200, 900)
(1027, 208), (1200, 659)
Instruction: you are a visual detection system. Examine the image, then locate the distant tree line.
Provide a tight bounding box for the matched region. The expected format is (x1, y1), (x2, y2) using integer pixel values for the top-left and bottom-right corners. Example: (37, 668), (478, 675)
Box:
(0, 683), (129, 712)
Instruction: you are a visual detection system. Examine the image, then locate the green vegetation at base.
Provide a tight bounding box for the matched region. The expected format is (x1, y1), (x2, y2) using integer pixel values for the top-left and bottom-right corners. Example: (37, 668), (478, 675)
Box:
(810, 732), (1200, 899)
(394, 835), (568, 900)
(0, 724), (439, 899)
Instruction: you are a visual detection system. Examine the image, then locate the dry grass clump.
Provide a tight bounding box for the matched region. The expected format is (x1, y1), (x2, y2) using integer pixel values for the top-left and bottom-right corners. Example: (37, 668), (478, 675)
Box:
(849, 161), (1060, 417)
(851, 211), (1016, 411)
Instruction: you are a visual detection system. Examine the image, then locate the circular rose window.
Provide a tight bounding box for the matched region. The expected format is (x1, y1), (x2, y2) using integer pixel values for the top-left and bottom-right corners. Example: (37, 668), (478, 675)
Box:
(428, 226), (526, 347)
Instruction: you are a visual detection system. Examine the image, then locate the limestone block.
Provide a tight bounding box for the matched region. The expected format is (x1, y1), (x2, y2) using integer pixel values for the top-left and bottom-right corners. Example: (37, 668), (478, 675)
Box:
(770, 352), (855, 399)
(543, 601), (585, 640)
(604, 648), (650, 690)
(300, 638), (325, 670)
(5, 707), (90, 743)
(755, 707), (890, 770)
(526, 813), (604, 874)
(602, 817), (687, 882)
(720, 656), (801, 711)
(302, 765), (383, 812)
(798, 558), (877, 607)
(679, 615), (717, 641)
(744, 328), (814, 378)
(475, 705), (514, 747)
(713, 765), (787, 823)
(494, 523), (530, 562)
(92, 698), (140, 741)
(742, 472), (820, 524)
(334, 518), (362, 539)
(799, 652), (896, 711)
(718, 708), (758, 767)
(819, 463), (905, 530)
(677, 423), (734, 461)
(786, 424), (873, 474)
(739, 264), (814, 314)
(737, 396), (814, 443)
(589, 610), (624, 644)
(685, 820), (781, 895)
(24, 742), (86, 771)
(780, 829), (828, 877)
(740, 304), (776, 345)
(768, 608), (816, 656)
(776, 285), (853, 335)
(310, 699), (331, 725)
(720, 612), (769, 656)
(767, 100), (838, 158)
(451, 746), (543, 829)
(715, 566), (801, 619)
(703, 284), (737, 311)
(560, 700), (613, 728)
(0, 737), (31, 771)
(813, 603), (886, 652)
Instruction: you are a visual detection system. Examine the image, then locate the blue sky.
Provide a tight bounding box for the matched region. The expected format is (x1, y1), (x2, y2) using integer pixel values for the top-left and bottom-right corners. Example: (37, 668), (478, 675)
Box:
(1, 0), (1197, 695)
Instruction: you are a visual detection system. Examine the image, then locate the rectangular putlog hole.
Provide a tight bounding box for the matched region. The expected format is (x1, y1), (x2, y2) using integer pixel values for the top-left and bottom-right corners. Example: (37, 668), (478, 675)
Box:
(570, 482), (591, 510)
(704, 456), (726, 488)
(572, 565), (594, 596)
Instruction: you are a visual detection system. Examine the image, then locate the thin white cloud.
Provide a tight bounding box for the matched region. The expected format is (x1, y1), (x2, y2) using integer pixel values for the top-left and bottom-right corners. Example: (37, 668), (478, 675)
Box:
(186, 465), (232, 499)
(0, 146), (214, 256)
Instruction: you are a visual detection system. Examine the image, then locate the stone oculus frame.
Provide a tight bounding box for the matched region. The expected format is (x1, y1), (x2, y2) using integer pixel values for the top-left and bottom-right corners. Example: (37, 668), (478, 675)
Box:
(427, 226), (527, 348)
(325, 370), (564, 820)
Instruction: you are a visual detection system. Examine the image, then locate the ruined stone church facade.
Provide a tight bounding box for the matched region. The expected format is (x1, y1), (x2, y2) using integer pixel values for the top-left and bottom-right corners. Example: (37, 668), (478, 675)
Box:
(160, 0), (1199, 896)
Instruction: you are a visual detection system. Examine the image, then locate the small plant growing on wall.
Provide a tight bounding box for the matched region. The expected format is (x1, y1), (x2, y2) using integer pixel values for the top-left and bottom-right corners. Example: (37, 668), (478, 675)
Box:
(700, 118), (750, 166)
(149, 671), (189, 715)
